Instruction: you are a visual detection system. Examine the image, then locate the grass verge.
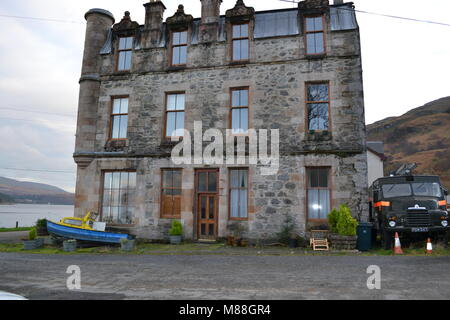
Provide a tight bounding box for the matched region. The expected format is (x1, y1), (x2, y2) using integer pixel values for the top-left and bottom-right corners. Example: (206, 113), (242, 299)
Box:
(0, 227), (32, 233)
(0, 242), (449, 256)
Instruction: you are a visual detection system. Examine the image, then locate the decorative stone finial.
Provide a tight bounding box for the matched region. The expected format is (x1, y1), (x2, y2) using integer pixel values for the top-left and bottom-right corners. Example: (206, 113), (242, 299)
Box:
(113, 11), (140, 32)
(226, 0), (255, 22)
(167, 4), (193, 27)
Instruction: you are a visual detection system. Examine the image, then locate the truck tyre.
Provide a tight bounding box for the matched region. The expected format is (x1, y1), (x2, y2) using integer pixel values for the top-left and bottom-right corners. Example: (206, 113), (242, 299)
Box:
(381, 230), (393, 250)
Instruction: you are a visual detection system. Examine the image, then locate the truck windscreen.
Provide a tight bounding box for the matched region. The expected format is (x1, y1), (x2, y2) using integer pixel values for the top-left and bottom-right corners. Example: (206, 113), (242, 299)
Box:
(382, 182), (442, 198)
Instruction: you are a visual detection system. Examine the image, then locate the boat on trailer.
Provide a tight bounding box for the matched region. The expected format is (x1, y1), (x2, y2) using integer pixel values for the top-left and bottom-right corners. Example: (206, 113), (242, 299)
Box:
(47, 212), (133, 244)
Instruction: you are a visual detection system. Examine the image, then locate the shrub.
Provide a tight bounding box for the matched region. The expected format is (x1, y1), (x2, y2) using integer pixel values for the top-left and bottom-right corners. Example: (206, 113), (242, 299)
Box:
(327, 205), (358, 236)
(36, 219), (47, 228)
(28, 228), (37, 241)
(169, 220), (183, 236)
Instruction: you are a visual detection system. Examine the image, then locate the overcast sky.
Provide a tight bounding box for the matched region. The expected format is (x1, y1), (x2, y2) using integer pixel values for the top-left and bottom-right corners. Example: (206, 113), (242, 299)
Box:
(0, 0), (448, 193)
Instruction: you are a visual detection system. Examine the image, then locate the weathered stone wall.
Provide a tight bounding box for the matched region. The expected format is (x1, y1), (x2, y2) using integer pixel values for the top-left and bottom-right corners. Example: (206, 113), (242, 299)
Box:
(74, 5), (368, 241)
(74, 151), (368, 241)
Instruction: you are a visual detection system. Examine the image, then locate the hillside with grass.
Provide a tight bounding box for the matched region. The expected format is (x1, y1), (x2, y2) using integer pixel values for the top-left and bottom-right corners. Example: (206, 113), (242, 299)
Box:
(368, 96), (450, 189)
(0, 177), (74, 205)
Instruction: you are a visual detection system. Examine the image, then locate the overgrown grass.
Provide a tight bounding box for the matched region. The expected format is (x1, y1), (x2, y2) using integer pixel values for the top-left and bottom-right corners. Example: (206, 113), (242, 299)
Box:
(0, 227), (32, 233)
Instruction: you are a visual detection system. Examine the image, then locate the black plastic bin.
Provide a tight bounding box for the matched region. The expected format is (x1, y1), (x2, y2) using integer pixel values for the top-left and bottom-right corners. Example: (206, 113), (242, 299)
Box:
(357, 222), (373, 252)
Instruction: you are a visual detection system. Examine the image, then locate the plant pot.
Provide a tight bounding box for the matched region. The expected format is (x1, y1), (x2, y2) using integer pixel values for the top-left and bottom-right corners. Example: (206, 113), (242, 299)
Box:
(227, 236), (235, 246)
(288, 238), (298, 249)
(120, 239), (136, 252)
(63, 240), (77, 252)
(36, 226), (49, 237)
(23, 239), (43, 250)
(329, 234), (357, 250)
(169, 235), (182, 245)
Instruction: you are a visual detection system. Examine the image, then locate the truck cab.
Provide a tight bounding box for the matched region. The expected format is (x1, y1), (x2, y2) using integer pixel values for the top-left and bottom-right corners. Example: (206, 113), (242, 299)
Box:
(369, 175), (448, 249)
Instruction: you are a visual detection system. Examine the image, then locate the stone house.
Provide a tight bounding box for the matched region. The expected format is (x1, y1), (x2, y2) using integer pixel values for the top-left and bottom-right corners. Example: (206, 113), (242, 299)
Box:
(367, 141), (386, 187)
(73, 0), (368, 241)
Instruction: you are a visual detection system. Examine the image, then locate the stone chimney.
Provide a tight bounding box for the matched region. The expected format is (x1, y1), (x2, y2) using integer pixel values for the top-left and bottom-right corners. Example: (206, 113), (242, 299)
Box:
(143, 0), (166, 46)
(199, 0), (222, 43)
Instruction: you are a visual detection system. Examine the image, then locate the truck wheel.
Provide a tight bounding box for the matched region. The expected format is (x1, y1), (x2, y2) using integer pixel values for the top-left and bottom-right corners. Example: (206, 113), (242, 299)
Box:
(381, 230), (393, 250)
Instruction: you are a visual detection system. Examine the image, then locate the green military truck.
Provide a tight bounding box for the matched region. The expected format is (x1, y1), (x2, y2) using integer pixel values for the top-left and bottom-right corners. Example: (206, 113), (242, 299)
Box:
(369, 175), (448, 249)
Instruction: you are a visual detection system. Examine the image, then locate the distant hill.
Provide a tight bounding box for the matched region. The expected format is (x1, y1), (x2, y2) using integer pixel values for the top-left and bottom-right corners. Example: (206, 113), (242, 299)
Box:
(0, 177), (74, 205)
(0, 192), (15, 204)
(368, 96), (450, 189)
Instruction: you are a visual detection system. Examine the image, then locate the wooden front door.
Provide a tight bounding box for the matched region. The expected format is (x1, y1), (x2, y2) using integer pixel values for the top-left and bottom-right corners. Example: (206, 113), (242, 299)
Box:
(196, 169), (219, 240)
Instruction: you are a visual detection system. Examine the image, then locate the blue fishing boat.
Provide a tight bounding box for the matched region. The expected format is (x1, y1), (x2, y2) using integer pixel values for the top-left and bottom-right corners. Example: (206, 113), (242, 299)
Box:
(47, 220), (133, 244)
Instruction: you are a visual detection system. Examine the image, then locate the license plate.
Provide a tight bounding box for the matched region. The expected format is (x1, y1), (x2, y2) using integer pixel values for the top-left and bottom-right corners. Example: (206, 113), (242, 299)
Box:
(412, 227), (429, 233)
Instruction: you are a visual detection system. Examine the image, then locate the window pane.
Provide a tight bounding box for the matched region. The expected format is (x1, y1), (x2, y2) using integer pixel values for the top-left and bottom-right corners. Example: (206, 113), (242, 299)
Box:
(172, 46), (180, 65)
(231, 170), (239, 188)
(180, 31), (188, 44)
(318, 169), (328, 188)
(314, 17), (323, 31)
(179, 46), (187, 64)
(315, 33), (324, 54)
(199, 172), (207, 192)
(166, 112), (176, 137)
(308, 103), (329, 131)
(119, 115), (128, 138)
(231, 189), (239, 217)
(167, 95), (177, 111)
(232, 109), (241, 133)
(319, 190), (330, 219)
(174, 112), (184, 137)
(103, 190), (111, 207)
(176, 94), (185, 111)
(240, 39), (249, 60)
(240, 108), (249, 133)
(163, 170), (173, 188)
(240, 24), (249, 38)
(306, 18), (315, 32)
(104, 173), (113, 189)
(239, 189), (248, 218)
(240, 90), (248, 106)
(112, 116), (121, 139)
(208, 172), (217, 192)
(308, 169), (318, 188)
(201, 196), (207, 219)
(120, 172), (129, 190)
(233, 25), (241, 38)
(232, 90), (240, 107)
(119, 37), (133, 50)
(113, 99), (121, 114)
(233, 40), (241, 60)
(124, 51), (132, 70)
(173, 32), (180, 45)
(209, 197), (215, 219)
(306, 33), (316, 54)
(308, 189), (319, 219)
(120, 98), (129, 114)
(173, 170), (182, 188)
(118, 52), (126, 70)
(112, 172), (121, 189)
(239, 170), (248, 188)
(308, 84), (329, 102)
